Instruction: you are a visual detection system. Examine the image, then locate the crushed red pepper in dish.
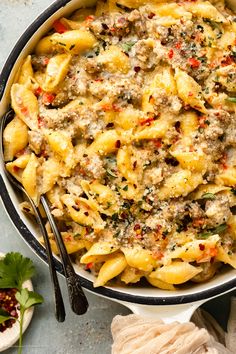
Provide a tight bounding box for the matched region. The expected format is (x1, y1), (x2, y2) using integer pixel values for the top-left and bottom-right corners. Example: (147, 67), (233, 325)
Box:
(0, 288), (18, 333)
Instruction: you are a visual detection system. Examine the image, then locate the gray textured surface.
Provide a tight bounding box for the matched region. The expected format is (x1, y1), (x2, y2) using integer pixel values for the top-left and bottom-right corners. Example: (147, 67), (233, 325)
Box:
(0, 1), (129, 353)
(0, 1), (235, 353)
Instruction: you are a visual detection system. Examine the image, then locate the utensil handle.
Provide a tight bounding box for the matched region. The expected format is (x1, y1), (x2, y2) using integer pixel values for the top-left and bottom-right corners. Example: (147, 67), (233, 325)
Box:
(40, 195), (89, 315)
(117, 300), (205, 323)
(34, 206), (66, 323)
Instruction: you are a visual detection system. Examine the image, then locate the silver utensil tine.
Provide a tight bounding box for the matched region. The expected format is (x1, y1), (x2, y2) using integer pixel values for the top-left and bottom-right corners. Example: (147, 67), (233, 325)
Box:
(0, 110), (66, 322)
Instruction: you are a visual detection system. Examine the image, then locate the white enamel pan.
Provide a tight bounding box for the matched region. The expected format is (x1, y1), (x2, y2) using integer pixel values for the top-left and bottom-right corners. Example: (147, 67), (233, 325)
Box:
(0, 0), (235, 323)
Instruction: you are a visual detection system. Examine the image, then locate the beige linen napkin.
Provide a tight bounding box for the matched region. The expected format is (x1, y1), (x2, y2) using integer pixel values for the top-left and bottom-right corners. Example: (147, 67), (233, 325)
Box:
(111, 297), (236, 354)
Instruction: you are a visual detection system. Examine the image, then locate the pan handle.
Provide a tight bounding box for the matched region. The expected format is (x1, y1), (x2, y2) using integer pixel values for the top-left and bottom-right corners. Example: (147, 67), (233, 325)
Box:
(116, 300), (206, 323)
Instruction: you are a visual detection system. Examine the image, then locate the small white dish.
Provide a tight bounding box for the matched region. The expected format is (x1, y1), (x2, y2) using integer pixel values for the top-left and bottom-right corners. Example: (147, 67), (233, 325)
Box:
(0, 252), (34, 353)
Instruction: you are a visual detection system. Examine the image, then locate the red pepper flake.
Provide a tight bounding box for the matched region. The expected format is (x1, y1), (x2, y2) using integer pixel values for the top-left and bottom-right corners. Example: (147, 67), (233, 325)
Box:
(53, 19), (68, 34)
(152, 250), (164, 260)
(101, 103), (112, 111)
(112, 103), (122, 112)
(168, 49), (174, 59)
(43, 57), (50, 66)
(85, 15), (95, 22)
(221, 56), (233, 67)
(152, 138), (162, 148)
(13, 165), (20, 173)
(175, 42), (182, 49)
(94, 78), (103, 82)
(35, 87), (43, 97)
(20, 107), (28, 116)
(134, 224), (141, 231)
(40, 149), (48, 158)
(188, 91), (193, 97)
(115, 140), (121, 148)
(38, 116), (44, 128)
(0, 288), (18, 333)
(199, 116), (207, 128)
(199, 243), (205, 251)
(221, 152), (228, 170)
(42, 93), (55, 105)
(134, 66), (141, 73)
(189, 145), (195, 152)
(188, 57), (201, 69)
(15, 148), (26, 158)
(140, 117), (154, 126)
(85, 262), (93, 270)
(209, 247), (218, 257)
(65, 234), (72, 242)
(86, 226), (92, 235)
(148, 12), (156, 19)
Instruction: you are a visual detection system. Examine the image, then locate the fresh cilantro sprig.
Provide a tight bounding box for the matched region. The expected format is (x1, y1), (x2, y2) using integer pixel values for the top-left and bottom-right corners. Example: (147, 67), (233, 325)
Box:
(0, 253), (44, 354)
(0, 252), (35, 290)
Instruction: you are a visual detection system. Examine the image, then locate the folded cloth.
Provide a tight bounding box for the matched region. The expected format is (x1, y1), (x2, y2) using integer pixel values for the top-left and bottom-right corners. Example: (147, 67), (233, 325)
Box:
(111, 297), (236, 354)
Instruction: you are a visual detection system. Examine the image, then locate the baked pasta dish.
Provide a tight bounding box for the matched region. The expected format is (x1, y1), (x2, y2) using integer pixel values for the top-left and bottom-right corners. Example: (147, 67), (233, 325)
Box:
(3, 0), (236, 290)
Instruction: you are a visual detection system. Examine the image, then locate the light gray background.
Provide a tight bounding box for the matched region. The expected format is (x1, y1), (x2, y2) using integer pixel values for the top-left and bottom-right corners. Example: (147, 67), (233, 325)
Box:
(0, 1), (235, 353)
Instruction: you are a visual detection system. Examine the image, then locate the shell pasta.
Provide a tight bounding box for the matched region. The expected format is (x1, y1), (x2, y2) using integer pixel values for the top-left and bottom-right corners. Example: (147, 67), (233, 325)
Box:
(4, 0), (236, 289)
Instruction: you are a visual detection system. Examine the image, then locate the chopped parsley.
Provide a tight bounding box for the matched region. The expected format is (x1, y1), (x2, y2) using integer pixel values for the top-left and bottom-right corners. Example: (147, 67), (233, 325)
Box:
(121, 41), (136, 53)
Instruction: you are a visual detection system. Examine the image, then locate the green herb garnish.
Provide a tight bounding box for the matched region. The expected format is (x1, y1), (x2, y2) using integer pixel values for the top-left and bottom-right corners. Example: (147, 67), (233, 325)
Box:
(231, 188), (236, 195)
(226, 97), (236, 103)
(121, 41), (136, 53)
(106, 169), (117, 178)
(197, 223), (227, 239)
(0, 253), (43, 354)
(212, 223), (227, 234)
(0, 252), (35, 290)
(201, 193), (216, 200)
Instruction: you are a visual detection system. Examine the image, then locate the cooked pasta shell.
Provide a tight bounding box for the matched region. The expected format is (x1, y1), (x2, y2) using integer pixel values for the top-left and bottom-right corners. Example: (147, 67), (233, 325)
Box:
(183, 1), (227, 23)
(170, 149), (208, 172)
(158, 170), (203, 200)
(175, 68), (207, 113)
(216, 168), (236, 186)
(6, 154), (31, 183)
(11, 83), (39, 130)
(135, 118), (170, 140)
(146, 276), (176, 290)
(216, 246), (236, 268)
(98, 45), (131, 74)
(40, 158), (62, 194)
(94, 252), (127, 287)
(50, 29), (98, 54)
(150, 261), (202, 284)
(18, 55), (34, 86)
(40, 232), (91, 255)
(121, 266), (144, 284)
(61, 194), (105, 232)
(42, 53), (71, 92)
(80, 241), (119, 264)
(122, 246), (157, 272)
(3, 117), (28, 161)
(46, 131), (75, 171)
(22, 153), (39, 205)
(87, 130), (120, 155)
(34, 35), (55, 55)
(191, 184), (230, 200)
